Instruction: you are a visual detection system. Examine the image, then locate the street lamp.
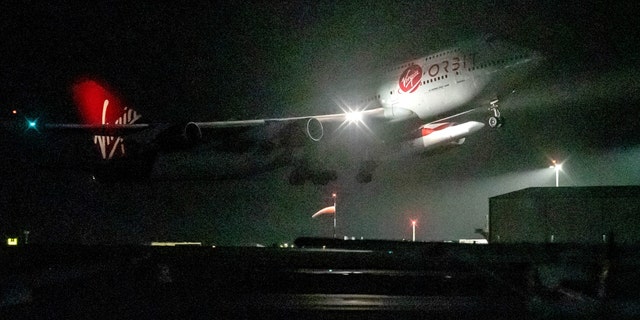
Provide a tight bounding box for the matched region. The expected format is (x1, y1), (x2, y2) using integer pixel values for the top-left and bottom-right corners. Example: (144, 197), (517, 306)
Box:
(411, 220), (417, 242)
(550, 160), (562, 187)
(332, 193), (337, 239)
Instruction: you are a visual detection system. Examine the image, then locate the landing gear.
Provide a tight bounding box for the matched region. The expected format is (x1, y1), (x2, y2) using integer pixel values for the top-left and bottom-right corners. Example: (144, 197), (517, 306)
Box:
(488, 99), (504, 128)
(355, 160), (377, 184)
(288, 165), (337, 185)
(488, 115), (504, 128)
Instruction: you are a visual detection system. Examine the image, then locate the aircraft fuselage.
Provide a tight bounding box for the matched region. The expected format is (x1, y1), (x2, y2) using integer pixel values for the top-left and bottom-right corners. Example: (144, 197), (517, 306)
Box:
(344, 36), (542, 122)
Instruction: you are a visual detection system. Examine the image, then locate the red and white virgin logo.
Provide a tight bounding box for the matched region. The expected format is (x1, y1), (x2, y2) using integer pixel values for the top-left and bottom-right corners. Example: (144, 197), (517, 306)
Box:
(72, 79), (142, 160)
(93, 99), (142, 160)
(398, 64), (423, 93)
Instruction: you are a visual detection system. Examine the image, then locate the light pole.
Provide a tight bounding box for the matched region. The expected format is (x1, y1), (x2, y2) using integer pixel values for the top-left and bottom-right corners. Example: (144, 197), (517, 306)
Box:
(311, 193), (338, 238)
(332, 193), (337, 239)
(550, 160), (562, 187)
(411, 220), (417, 242)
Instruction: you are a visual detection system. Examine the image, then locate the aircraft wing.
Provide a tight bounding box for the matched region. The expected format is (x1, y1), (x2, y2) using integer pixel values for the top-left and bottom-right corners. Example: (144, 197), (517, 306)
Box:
(42, 108), (386, 140)
(196, 108), (386, 128)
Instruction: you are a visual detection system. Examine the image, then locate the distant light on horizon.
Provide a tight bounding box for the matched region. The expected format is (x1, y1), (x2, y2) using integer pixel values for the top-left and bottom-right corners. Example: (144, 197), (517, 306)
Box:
(26, 118), (39, 131)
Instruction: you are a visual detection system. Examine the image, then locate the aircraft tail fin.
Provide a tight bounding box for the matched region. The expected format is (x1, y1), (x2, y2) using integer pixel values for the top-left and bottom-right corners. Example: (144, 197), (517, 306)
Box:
(71, 79), (142, 160)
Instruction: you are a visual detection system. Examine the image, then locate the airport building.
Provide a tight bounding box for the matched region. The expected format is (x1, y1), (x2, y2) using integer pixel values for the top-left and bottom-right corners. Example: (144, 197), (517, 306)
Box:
(489, 186), (640, 244)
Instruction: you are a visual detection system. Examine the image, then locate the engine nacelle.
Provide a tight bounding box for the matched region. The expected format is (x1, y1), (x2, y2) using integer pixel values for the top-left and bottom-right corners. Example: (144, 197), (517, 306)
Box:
(157, 122), (203, 150)
(184, 122), (203, 145)
(305, 117), (324, 141)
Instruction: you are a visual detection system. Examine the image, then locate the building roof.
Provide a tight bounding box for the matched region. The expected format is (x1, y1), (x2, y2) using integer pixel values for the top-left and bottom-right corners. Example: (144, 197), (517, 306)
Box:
(490, 186), (640, 200)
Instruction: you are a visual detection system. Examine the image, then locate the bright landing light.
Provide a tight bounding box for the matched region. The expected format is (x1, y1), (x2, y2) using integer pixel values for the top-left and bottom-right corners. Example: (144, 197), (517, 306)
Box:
(345, 111), (363, 124)
(336, 108), (375, 136)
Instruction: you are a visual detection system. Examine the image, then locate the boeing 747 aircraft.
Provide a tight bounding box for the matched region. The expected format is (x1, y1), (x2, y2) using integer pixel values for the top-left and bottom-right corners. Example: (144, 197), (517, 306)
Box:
(22, 35), (542, 184)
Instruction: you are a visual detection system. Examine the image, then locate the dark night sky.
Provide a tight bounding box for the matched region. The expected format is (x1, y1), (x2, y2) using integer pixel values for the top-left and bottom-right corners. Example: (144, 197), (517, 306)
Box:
(1, 1), (639, 245)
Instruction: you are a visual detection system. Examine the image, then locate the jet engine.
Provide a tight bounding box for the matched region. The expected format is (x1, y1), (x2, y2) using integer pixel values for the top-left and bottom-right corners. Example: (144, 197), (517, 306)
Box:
(305, 117), (324, 141)
(183, 122), (203, 145)
(157, 122), (203, 149)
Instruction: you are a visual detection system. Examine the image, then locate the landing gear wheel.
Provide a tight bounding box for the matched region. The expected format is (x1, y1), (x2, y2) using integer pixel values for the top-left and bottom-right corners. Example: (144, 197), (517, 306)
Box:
(488, 116), (504, 128)
(488, 99), (503, 128)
